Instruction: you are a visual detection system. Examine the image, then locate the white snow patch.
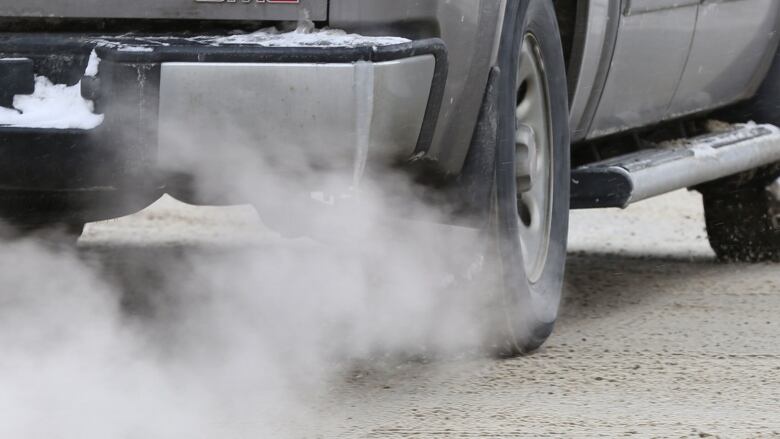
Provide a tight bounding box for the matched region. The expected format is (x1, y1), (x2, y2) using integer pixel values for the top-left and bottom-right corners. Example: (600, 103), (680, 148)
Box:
(0, 76), (104, 130)
(84, 50), (100, 77)
(90, 39), (159, 52)
(201, 25), (410, 48)
(116, 46), (154, 52)
(691, 145), (720, 160)
(86, 22), (409, 52)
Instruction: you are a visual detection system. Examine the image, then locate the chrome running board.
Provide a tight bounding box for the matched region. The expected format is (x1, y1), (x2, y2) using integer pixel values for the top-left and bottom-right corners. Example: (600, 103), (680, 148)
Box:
(571, 123), (780, 209)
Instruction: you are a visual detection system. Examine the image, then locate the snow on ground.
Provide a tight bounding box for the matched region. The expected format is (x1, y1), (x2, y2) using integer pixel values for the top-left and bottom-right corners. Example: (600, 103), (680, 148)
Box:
(568, 189), (714, 258)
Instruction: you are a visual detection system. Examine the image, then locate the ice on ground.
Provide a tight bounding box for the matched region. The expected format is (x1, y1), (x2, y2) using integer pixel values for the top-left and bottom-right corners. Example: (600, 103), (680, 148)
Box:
(0, 76), (104, 130)
(197, 25), (410, 48)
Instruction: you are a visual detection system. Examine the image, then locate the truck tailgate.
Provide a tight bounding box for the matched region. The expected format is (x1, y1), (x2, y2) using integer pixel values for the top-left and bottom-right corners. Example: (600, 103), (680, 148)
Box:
(0, 0), (327, 22)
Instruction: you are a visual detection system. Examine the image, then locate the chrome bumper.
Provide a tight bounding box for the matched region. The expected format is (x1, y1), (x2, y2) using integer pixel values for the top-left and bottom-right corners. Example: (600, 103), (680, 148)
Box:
(158, 56), (436, 181)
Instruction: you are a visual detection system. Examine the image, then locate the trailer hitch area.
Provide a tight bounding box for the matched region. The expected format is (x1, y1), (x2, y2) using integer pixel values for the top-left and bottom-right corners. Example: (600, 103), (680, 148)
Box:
(0, 58), (34, 108)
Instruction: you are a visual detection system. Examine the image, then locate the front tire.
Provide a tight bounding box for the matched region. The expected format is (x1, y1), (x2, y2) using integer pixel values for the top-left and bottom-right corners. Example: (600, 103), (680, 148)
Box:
(486, 0), (570, 355)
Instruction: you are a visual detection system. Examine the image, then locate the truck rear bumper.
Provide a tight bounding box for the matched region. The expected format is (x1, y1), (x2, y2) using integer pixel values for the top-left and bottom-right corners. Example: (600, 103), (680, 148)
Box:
(0, 33), (447, 199)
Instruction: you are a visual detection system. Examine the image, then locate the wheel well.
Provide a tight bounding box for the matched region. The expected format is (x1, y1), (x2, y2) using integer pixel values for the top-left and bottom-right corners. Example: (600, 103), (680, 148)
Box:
(553, 0), (578, 75)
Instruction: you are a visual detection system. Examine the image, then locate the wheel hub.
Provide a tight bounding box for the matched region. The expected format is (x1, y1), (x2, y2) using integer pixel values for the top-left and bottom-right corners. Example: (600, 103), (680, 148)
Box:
(515, 123), (537, 192)
(514, 33), (554, 284)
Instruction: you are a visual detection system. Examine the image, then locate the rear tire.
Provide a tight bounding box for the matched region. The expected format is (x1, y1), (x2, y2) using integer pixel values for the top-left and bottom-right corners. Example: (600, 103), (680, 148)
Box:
(707, 38), (780, 263)
(699, 44), (780, 262)
(701, 174), (780, 262)
(484, 0), (570, 356)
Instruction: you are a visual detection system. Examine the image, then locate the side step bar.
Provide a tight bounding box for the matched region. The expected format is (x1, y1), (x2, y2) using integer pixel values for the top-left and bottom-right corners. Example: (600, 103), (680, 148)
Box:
(571, 123), (780, 209)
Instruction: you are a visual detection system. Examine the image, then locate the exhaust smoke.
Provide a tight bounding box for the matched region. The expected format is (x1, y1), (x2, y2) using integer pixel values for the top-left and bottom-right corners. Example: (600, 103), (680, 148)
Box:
(0, 110), (498, 437)
(0, 21), (509, 435)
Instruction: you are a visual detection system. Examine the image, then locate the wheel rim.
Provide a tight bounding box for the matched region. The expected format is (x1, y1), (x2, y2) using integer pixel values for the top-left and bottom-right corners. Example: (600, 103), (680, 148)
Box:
(514, 33), (554, 284)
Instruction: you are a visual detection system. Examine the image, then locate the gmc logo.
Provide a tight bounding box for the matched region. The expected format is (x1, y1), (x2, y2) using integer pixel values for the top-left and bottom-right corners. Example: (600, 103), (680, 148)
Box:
(195, 0), (300, 3)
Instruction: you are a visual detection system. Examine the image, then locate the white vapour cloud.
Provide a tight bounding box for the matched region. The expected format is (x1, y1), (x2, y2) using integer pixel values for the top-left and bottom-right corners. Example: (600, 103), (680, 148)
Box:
(0, 29), (499, 434)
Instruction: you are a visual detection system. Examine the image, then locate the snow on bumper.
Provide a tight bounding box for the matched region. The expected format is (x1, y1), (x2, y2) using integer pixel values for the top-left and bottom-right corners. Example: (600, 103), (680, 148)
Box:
(0, 76), (103, 130)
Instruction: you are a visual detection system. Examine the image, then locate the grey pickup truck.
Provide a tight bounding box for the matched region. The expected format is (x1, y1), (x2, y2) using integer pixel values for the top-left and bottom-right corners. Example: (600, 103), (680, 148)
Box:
(1, 0), (779, 354)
